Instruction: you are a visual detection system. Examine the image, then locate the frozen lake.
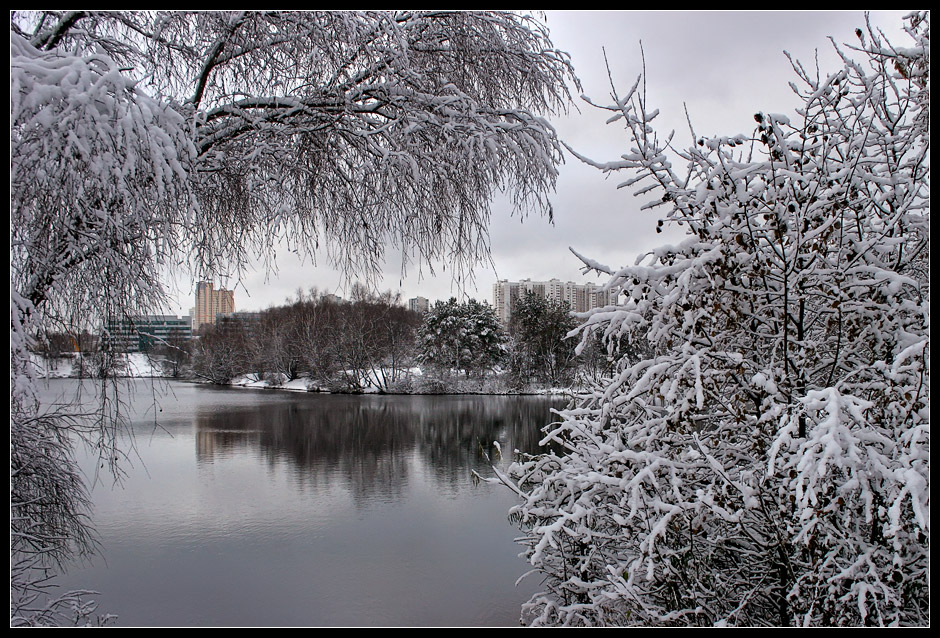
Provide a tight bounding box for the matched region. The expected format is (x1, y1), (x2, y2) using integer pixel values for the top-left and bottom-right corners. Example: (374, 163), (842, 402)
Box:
(37, 379), (566, 627)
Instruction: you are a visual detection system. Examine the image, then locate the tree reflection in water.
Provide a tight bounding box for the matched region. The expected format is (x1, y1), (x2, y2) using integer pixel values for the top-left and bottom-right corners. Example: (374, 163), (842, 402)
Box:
(194, 393), (567, 505)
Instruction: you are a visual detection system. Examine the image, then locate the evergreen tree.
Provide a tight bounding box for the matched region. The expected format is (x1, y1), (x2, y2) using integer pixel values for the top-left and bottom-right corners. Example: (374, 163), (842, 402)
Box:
(418, 298), (507, 378)
(509, 291), (580, 386)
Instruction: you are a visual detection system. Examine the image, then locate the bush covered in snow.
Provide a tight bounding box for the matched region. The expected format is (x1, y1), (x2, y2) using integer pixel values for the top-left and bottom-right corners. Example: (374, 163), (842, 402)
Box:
(508, 13), (929, 627)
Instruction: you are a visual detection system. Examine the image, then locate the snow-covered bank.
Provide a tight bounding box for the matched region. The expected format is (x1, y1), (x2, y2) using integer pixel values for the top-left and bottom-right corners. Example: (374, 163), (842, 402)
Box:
(32, 354), (577, 396)
(223, 370), (575, 397)
(30, 353), (172, 379)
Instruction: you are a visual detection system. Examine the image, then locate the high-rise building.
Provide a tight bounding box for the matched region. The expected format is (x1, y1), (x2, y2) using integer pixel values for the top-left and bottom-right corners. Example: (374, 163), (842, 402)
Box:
(408, 296), (430, 314)
(193, 281), (235, 331)
(492, 278), (617, 325)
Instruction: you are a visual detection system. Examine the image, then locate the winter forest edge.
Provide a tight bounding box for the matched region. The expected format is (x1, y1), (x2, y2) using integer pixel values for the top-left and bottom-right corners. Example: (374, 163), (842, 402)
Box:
(10, 11), (929, 627)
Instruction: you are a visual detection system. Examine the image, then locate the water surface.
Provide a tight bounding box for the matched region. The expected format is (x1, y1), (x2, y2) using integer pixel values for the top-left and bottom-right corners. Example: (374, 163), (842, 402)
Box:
(38, 379), (566, 627)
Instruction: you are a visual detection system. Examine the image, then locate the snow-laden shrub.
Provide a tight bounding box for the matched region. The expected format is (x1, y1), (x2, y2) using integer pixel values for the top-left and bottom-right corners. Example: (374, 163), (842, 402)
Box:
(509, 13), (929, 627)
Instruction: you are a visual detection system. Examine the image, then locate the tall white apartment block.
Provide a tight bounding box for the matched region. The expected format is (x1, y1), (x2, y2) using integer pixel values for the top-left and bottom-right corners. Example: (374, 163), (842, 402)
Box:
(193, 281), (235, 331)
(408, 296), (430, 314)
(492, 278), (617, 325)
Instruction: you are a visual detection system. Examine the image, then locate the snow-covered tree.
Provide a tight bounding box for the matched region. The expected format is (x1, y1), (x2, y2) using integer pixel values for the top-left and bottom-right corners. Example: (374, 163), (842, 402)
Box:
(417, 298), (507, 378)
(508, 13), (928, 626)
(10, 10), (577, 623)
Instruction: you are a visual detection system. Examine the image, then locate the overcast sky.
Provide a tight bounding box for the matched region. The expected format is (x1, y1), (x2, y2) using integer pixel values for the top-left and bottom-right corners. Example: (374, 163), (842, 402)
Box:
(166, 10), (912, 315)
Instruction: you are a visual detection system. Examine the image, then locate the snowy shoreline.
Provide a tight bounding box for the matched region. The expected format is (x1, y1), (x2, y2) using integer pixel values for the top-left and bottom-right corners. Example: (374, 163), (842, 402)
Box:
(222, 376), (574, 397)
(33, 354), (575, 397)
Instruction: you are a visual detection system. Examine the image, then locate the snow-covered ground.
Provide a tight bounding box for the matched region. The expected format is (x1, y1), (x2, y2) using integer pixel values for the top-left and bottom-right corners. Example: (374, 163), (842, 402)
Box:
(229, 367), (427, 393)
(229, 375), (320, 392)
(31, 353), (168, 379)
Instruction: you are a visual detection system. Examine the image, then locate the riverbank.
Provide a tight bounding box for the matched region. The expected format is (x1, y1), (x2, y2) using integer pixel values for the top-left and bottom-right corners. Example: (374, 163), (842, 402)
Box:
(32, 354), (579, 397)
(225, 371), (576, 397)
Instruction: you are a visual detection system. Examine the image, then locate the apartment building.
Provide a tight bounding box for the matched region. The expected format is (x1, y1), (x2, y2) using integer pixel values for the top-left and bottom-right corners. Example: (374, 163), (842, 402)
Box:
(492, 278), (617, 325)
(408, 296), (430, 314)
(193, 281), (235, 331)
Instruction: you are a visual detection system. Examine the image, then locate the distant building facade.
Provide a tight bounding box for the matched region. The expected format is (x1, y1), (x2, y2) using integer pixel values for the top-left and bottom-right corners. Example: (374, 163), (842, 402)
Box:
(408, 296), (430, 314)
(104, 315), (192, 352)
(194, 281), (235, 331)
(492, 278), (617, 325)
(215, 311), (263, 338)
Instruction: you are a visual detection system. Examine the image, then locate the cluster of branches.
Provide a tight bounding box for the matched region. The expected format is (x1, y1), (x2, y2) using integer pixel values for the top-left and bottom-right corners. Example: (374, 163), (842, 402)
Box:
(193, 287), (422, 391)
(10, 10), (578, 624)
(11, 10), (578, 296)
(508, 13), (929, 627)
(28, 327), (191, 379)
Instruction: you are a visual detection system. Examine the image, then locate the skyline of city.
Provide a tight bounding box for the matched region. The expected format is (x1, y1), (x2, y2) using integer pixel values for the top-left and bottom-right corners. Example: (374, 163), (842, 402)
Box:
(186, 276), (616, 315)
